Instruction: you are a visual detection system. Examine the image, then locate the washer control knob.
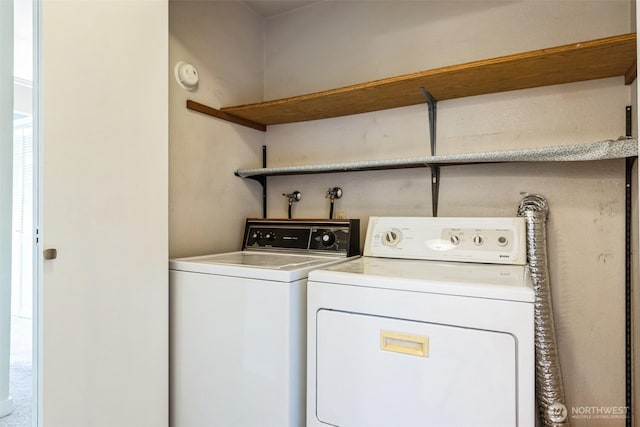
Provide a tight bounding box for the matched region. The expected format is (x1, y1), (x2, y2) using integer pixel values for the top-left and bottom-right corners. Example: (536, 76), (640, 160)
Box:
(265, 232), (276, 240)
(251, 231), (263, 240)
(473, 235), (484, 246)
(383, 229), (401, 246)
(450, 235), (461, 245)
(321, 232), (336, 247)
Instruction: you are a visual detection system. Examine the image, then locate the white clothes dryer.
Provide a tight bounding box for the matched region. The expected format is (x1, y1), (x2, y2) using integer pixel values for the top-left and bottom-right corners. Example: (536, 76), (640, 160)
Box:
(170, 219), (359, 427)
(307, 216), (534, 427)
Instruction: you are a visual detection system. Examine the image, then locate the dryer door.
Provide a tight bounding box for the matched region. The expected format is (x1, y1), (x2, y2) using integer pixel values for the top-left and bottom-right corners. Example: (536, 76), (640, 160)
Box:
(315, 309), (517, 427)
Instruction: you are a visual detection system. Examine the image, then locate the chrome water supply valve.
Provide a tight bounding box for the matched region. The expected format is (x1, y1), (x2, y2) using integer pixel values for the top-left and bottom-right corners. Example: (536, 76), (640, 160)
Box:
(326, 187), (343, 219)
(283, 191), (302, 219)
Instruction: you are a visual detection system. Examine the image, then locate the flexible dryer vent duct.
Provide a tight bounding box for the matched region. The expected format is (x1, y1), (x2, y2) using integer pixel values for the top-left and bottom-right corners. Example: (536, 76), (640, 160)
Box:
(517, 195), (570, 427)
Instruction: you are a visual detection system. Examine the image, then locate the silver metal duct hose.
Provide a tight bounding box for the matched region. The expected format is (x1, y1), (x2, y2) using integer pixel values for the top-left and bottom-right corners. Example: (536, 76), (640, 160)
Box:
(517, 195), (570, 427)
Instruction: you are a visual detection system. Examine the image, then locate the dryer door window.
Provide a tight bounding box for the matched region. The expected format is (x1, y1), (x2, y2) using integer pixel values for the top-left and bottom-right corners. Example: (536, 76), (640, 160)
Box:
(315, 309), (517, 427)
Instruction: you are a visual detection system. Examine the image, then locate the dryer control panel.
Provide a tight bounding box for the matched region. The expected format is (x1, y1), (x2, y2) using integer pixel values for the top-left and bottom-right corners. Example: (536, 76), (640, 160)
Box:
(243, 219), (360, 257)
(364, 217), (526, 265)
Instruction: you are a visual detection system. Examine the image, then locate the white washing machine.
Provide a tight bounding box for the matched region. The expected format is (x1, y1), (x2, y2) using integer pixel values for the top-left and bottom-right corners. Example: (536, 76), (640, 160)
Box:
(170, 219), (359, 427)
(307, 217), (534, 427)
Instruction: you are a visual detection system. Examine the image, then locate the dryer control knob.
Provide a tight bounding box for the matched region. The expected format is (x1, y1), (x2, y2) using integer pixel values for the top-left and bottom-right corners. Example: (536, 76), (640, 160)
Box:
(450, 235), (461, 245)
(383, 229), (402, 246)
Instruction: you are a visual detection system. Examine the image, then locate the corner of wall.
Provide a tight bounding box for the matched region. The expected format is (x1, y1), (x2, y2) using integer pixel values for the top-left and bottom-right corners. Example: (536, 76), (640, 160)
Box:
(262, 16), (267, 102)
(169, 1), (265, 257)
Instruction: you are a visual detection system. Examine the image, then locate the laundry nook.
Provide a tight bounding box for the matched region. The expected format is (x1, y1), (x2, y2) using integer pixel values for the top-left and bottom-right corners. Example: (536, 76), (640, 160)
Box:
(1, 1), (639, 427)
(167, 2), (638, 426)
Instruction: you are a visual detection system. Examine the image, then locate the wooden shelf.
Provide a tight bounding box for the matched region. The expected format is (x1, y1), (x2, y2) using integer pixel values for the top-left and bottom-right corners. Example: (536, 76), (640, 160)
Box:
(203, 33), (636, 128)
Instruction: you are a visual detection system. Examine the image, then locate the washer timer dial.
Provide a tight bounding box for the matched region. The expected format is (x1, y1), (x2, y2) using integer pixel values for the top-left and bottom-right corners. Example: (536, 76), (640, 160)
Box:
(321, 232), (337, 247)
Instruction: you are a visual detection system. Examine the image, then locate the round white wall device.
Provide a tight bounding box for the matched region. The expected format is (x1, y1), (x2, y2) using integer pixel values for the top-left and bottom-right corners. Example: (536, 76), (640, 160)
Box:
(174, 61), (198, 90)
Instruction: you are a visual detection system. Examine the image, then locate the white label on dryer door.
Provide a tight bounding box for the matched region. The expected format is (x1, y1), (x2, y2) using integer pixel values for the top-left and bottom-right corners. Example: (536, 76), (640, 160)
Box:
(315, 309), (517, 427)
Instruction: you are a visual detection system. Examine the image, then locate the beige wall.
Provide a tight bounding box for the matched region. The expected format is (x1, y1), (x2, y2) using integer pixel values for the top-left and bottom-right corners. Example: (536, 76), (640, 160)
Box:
(169, 0), (264, 258)
(264, 1), (630, 100)
(262, 1), (633, 426)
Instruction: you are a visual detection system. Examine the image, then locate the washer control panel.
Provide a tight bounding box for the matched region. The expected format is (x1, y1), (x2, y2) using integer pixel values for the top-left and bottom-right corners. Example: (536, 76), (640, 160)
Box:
(243, 219), (360, 257)
(365, 217), (526, 265)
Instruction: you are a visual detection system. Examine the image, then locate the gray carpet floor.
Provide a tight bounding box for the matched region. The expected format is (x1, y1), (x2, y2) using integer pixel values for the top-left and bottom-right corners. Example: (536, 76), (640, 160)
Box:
(0, 316), (33, 427)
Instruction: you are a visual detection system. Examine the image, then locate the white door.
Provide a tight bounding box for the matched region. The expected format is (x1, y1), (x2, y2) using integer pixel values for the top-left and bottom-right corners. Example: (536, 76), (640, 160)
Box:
(39, 1), (168, 426)
(0, 0), (15, 418)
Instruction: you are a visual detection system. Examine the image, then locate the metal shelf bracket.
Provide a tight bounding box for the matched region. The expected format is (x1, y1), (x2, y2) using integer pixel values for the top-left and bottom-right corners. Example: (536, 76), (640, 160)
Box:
(624, 105), (634, 427)
(430, 165), (440, 217)
(625, 155), (635, 427)
(421, 87), (440, 217)
(420, 87), (437, 156)
(235, 145), (268, 218)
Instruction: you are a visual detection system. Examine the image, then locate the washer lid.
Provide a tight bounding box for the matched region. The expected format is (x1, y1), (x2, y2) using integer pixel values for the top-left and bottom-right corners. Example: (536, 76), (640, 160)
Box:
(308, 257), (533, 302)
(170, 251), (355, 282)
